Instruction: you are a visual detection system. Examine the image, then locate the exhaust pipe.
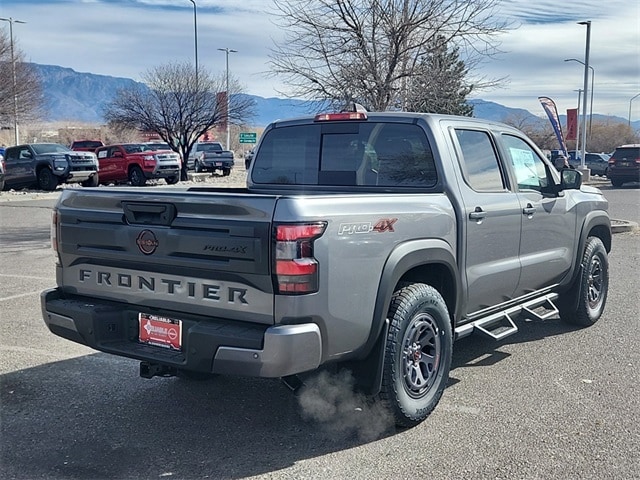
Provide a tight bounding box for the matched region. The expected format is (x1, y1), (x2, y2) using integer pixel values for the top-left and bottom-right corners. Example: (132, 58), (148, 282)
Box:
(281, 374), (305, 393)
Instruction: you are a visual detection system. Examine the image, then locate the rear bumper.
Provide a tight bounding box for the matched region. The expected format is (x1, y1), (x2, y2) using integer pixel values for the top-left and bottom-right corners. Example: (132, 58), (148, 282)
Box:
(41, 288), (322, 378)
(202, 160), (234, 169)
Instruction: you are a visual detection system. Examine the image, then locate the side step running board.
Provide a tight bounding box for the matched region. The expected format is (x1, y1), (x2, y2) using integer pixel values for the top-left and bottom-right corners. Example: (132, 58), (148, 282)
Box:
(455, 293), (560, 341)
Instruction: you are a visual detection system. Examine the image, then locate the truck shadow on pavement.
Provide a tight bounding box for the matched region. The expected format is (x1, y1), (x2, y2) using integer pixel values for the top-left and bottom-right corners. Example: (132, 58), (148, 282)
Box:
(1, 314), (585, 479)
(1, 354), (396, 480)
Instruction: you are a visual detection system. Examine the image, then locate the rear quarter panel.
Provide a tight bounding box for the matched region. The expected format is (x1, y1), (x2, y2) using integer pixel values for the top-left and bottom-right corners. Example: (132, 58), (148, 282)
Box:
(272, 194), (456, 361)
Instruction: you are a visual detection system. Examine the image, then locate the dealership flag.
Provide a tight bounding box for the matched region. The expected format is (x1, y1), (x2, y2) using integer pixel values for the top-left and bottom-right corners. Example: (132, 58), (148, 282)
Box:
(566, 108), (578, 141)
(538, 96), (568, 156)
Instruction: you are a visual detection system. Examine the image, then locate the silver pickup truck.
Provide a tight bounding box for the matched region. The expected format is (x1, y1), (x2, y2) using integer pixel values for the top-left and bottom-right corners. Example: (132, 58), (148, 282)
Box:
(187, 141), (234, 176)
(41, 109), (611, 427)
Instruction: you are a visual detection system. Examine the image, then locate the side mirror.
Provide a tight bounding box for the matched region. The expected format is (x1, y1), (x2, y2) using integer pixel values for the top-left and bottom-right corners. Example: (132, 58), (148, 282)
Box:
(560, 168), (582, 190)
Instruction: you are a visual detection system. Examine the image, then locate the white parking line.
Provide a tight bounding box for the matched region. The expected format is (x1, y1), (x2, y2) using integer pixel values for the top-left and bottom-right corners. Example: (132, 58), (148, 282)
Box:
(0, 273), (54, 281)
(0, 291), (45, 302)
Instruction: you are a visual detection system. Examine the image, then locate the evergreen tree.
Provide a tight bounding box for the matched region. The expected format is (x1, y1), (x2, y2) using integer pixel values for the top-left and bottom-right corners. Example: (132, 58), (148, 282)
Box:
(404, 38), (474, 116)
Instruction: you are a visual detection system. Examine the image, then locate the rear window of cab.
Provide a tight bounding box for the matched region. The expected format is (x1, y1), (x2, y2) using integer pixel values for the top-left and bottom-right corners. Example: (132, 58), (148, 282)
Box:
(251, 122), (438, 188)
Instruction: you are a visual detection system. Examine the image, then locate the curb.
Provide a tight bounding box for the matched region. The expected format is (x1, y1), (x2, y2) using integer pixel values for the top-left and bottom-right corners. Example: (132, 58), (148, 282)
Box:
(611, 219), (638, 234)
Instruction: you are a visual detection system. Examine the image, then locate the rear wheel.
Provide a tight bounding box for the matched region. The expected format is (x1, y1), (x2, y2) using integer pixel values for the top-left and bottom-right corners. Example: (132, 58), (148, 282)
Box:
(194, 160), (203, 173)
(128, 166), (146, 186)
(165, 175), (179, 185)
(378, 283), (452, 428)
(37, 168), (58, 191)
(610, 178), (623, 187)
(558, 236), (609, 326)
(222, 168), (231, 176)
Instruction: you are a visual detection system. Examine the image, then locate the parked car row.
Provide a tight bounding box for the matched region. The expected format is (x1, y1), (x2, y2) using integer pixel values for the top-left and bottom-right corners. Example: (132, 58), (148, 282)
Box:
(549, 146), (639, 187)
(0, 142), (181, 191)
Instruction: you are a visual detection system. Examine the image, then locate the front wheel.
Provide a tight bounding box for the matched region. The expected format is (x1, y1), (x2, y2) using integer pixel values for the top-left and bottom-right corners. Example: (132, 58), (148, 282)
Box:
(128, 166), (146, 186)
(82, 174), (99, 187)
(558, 236), (609, 326)
(165, 175), (179, 185)
(378, 283), (452, 428)
(37, 168), (58, 191)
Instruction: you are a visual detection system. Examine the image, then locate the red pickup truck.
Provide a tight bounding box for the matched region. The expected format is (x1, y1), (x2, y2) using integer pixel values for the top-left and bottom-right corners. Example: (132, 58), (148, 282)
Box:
(95, 143), (181, 186)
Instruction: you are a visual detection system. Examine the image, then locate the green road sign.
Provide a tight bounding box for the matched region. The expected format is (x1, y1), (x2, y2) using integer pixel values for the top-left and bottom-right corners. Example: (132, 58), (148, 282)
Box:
(239, 132), (257, 144)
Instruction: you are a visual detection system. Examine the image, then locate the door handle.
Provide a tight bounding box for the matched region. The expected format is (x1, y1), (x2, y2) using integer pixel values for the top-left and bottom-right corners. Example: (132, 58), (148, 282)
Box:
(522, 203), (536, 216)
(469, 207), (487, 221)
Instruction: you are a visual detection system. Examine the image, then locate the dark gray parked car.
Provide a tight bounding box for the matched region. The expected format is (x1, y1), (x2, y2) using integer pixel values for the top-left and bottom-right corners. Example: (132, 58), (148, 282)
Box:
(568, 152), (611, 177)
(3, 143), (99, 191)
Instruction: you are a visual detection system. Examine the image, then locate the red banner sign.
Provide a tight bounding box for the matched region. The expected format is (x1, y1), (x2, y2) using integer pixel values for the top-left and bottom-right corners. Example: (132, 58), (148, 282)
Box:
(566, 108), (578, 141)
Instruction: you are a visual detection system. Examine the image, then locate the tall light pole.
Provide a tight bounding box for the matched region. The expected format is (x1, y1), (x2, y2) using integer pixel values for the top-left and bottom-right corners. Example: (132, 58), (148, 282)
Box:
(217, 47), (237, 151)
(574, 89), (582, 159)
(577, 20), (591, 172)
(565, 58), (594, 140)
(0, 16), (26, 145)
(188, 0), (198, 80)
(629, 93), (640, 126)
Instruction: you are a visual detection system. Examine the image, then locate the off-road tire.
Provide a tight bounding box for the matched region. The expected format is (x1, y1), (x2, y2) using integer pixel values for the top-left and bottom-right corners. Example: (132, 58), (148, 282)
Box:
(128, 166), (146, 186)
(378, 283), (452, 428)
(37, 168), (58, 191)
(558, 236), (608, 326)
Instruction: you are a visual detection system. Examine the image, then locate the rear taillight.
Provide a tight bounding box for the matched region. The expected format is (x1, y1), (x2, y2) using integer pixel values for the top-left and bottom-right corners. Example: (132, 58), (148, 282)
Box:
(273, 222), (326, 294)
(51, 209), (61, 265)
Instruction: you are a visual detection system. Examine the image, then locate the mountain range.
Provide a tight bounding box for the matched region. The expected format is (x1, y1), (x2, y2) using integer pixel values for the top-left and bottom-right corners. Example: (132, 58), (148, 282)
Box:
(32, 63), (638, 129)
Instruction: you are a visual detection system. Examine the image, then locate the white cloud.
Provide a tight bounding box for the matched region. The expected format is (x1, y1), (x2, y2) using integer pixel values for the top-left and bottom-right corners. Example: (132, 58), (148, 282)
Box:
(2, 0), (639, 118)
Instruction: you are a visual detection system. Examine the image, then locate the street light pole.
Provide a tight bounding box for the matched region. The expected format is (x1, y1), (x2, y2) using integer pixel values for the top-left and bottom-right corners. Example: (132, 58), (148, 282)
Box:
(0, 16), (27, 145)
(564, 58), (594, 140)
(217, 47), (237, 151)
(577, 20), (591, 172)
(629, 93), (640, 126)
(574, 89), (582, 159)
(188, 0), (198, 81)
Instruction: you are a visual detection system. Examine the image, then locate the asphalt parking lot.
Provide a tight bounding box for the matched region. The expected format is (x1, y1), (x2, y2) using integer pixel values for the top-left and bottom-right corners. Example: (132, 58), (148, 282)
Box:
(1, 175), (638, 479)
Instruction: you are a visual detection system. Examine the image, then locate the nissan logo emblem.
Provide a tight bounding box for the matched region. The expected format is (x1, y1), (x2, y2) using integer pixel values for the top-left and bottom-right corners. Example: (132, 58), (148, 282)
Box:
(136, 230), (159, 255)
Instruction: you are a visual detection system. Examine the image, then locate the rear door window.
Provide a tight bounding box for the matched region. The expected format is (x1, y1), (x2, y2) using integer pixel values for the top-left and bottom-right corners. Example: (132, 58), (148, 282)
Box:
(453, 129), (506, 191)
(251, 122), (437, 188)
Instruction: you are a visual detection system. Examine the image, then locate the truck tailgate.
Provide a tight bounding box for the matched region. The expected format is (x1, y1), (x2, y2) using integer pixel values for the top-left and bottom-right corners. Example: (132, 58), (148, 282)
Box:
(54, 188), (278, 324)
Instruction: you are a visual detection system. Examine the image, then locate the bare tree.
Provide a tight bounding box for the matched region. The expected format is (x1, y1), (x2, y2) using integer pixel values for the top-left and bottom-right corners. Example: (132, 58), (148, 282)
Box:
(269, 0), (510, 111)
(0, 28), (43, 135)
(104, 61), (255, 180)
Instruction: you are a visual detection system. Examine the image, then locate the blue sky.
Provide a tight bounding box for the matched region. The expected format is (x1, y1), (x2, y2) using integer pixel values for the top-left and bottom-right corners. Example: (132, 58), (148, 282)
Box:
(1, 0), (639, 120)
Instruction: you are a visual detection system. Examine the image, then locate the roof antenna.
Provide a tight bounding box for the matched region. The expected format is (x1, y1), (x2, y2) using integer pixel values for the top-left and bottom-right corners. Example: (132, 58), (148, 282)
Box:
(341, 102), (367, 113)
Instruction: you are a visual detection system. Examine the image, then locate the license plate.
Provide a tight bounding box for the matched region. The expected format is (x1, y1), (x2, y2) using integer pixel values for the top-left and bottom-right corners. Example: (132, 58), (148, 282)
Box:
(138, 313), (182, 350)
(619, 162), (630, 167)
(215, 162), (222, 166)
